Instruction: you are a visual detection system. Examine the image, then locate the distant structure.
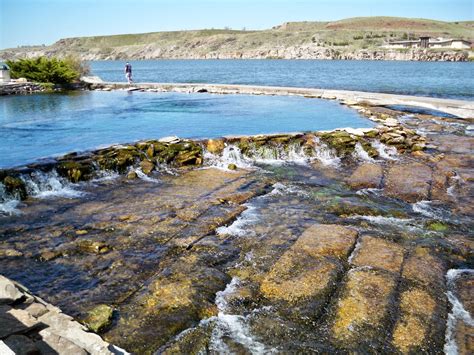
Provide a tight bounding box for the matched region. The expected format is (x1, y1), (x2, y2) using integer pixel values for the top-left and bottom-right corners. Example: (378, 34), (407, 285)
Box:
(0, 63), (10, 83)
(384, 36), (472, 49)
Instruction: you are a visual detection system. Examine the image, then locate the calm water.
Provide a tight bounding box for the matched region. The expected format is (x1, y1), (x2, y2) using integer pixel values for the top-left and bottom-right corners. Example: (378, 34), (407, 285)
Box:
(0, 91), (373, 168)
(91, 60), (474, 100)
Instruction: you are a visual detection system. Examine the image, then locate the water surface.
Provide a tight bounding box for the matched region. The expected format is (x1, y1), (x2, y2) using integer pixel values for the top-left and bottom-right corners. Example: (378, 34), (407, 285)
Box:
(0, 91), (372, 168)
(91, 60), (474, 100)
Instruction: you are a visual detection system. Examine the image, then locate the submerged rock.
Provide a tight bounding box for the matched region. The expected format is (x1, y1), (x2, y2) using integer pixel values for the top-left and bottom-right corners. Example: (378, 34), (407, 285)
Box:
(260, 224), (357, 319)
(332, 268), (397, 349)
(347, 163), (383, 190)
(350, 236), (404, 273)
(384, 162), (432, 202)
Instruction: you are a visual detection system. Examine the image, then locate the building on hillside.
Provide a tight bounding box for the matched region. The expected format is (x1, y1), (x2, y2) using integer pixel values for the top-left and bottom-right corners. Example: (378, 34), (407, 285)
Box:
(0, 63), (11, 83)
(384, 37), (472, 49)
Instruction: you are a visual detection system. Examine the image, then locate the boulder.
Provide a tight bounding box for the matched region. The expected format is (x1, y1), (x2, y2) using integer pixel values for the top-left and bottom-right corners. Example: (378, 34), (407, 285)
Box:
(0, 276), (23, 304)
(347, 163), (383, 190)
(206, 139), (225, 154)
(140, 160), (155, 175)
(82, 304), (113, 333)
(384, 162), (432, 202)
(76, 240), (110, 254)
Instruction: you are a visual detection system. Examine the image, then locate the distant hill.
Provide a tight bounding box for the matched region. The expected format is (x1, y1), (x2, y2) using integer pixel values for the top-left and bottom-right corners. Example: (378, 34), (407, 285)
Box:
(1, 17), (472, 61)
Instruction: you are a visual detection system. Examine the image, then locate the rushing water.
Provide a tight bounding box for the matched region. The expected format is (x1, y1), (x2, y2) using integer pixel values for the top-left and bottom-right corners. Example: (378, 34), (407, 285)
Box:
(0, 91), (373, 168)
(91, 60), (474, 100)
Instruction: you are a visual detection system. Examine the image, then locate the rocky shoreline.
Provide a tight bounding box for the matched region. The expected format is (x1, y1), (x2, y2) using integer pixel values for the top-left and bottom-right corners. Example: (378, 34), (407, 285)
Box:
(0, 91), (473, 353)
(1, 47), (470, 62)
(0, 275), (126, 354)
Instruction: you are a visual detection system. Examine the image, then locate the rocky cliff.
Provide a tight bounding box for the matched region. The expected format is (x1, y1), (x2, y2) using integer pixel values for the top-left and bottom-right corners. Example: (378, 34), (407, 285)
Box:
(1, 17), (472, 61)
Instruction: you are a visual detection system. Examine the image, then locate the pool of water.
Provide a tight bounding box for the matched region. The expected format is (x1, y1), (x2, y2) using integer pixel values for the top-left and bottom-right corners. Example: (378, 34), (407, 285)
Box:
(0, 91), (373, 168)
(91, 60), (474, 100)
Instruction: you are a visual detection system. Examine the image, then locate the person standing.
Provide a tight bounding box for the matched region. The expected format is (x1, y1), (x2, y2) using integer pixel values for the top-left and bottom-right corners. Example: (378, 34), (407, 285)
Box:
(124, 62), (133, 84)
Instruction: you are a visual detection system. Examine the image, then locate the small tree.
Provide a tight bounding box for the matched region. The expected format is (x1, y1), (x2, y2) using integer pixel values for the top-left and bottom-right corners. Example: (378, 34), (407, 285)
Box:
(6, 56), (89, 84)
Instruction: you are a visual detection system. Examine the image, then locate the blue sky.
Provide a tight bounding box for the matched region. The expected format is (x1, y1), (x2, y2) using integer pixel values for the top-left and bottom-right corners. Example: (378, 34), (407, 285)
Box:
(1, 0), (473, 49)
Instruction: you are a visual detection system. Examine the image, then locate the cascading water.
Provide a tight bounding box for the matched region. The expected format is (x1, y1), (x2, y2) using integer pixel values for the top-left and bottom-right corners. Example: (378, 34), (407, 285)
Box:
(371, 140), (398, 160)
(312, 137), (341, 167)
(216, 204), (259, 237)
(353, 142), (375, 162)
(209, 277), (268, 354)
(22, 170), (84, 199)
(0, 183), (21, 216)
(444, 269), (474, 355)
(204, 145), (254, 170)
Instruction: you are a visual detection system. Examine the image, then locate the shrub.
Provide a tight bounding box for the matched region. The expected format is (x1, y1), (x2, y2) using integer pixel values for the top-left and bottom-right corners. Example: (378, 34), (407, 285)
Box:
(6, 56), (89, 84)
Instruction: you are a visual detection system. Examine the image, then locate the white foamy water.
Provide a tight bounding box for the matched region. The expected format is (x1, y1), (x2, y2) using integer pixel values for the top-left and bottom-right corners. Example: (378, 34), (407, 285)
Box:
(412, 200), (446, 220)
(371, 140), (398, 160)
(205, 146), (254, 170)
(134, 168), (161, 183)
(313, 137), (340, 167)
(356, 188), (383, 197)
(22, 170), (84, 199)
(251, 144), (310, 166)
(446, 174), (460, 197)
(216, 204), (258, 237)
(205, 143), (314, 170)
(91, 170), (120, 183)
(444, 269), (474, 355)
(353, 143), (375, 162)
(349, 215), (422, 232)
(269, 182), (308, 197)
(209, 277), (268, 354)
(347, 237), (363, 264)
(0, 183), (22, 216)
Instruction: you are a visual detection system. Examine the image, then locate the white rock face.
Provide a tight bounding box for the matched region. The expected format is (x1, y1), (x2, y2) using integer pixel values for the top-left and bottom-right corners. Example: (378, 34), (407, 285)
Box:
(0, 275), (23, 304)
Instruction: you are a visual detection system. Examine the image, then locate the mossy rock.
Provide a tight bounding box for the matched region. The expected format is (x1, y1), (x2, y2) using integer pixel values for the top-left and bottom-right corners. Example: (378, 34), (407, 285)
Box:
(3, 176), (27, 200)
(57, 160), (93, 183)
(236, 138), (252, 156)
(206, 139), (225, 154)
(77, 240), (110, 254)
(153, 142), (203, 167)
(95, 146), (139, 173)
(140, 160), (155, 175)
(364, 130), (379, 139)
(83, 304), (114, 333)
(360, 141), (379, 158)
(320, 131), (358, 156)
(427, 221), (449, 232)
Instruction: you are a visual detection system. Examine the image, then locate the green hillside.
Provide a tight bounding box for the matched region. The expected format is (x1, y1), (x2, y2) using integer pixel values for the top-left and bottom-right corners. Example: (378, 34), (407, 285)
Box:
(1, 17), (472, 60)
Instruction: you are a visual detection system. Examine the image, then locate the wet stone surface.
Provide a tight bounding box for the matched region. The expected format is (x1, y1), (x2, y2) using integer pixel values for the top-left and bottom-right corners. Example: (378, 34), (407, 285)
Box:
(0, 106), (473, 353)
